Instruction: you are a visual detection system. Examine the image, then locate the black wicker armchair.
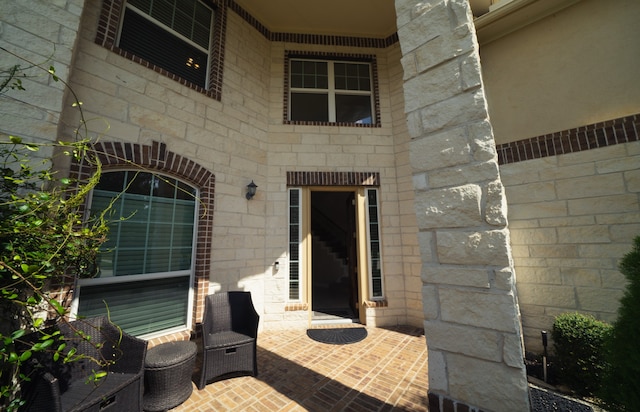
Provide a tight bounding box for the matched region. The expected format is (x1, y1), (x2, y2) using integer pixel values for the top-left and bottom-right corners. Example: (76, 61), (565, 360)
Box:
(20, 316), (147, 412)
(197, 291), (259, 389)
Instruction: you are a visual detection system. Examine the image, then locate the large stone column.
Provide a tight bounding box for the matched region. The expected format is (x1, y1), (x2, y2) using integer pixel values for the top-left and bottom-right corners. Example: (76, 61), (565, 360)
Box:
(395, 1), (530, 411)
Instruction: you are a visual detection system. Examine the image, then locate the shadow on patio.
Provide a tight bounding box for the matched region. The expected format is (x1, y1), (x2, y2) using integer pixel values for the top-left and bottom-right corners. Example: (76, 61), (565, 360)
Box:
(172, 325), (429, 411)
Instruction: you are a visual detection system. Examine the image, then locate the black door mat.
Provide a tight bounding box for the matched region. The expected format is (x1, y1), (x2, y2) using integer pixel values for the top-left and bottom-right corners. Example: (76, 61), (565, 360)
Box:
(306, 327), (368, 345)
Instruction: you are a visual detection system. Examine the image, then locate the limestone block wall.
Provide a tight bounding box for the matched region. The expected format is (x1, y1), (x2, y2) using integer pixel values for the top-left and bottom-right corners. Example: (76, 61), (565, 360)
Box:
(502, 140), (640, 352)
(63, 1), (272, 312)
(263, 41), (422, 330)
(396, 0), (529, 410)
(47, 0), (422, 332)
(0, 0), (83, 148)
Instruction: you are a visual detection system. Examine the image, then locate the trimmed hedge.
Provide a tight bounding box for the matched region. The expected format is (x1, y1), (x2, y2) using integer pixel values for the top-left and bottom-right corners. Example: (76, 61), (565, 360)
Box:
(600, 236), (640, 411)
(552, 312), (611, 396)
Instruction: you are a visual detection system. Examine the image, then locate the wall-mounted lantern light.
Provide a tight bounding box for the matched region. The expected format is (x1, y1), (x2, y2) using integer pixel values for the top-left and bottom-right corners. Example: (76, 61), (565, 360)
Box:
(246, 180), (258, 200)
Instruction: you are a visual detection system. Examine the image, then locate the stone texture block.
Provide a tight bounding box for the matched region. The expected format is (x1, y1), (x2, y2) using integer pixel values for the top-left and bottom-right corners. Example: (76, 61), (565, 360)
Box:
(485, 180), (508, 226)
(422, 285), (439, 320)
(424, 320), (501, 361)
(470, 124), (498, 164)
(414, 26), (474, 75)
(493, 268), (515, 291)
(568, 193), (638, 215)
(509, 228), (557, 245)
(417, 231), (435, 262)
(516, 284), (576, 307)
(557, 225), (611, 244)
(403, 59), (462, 113)
(624, 168), (640, 192)
(436, 230), (511, 266)
(507, 201), (568, 220)
(515, 267), (563, 285)
(506, 181), (557, 204)
(556, 174), (625, 200)
(397, 1), (450, 55)
(576, 287), (624, 313)
(428, 161), (499, 189)
(448, 354), (529, 412)
(426, 348), (448, 392)
(415, 184), (482, 229)
(422, 266), (490, 289)
(410, 127), (472, 173)
(439, 288), (520, 332)
(419, 90), (487, 135)
(560, 268), (602, 286)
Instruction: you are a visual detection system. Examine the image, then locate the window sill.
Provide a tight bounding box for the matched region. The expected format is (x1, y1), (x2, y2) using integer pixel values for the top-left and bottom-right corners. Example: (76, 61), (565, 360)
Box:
(284, 120), (380, 128)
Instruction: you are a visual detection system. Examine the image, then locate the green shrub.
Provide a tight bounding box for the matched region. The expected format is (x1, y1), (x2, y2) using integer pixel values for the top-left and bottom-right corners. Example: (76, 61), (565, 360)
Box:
(600, 236), (640, 411)
(552, 312), (611, 396)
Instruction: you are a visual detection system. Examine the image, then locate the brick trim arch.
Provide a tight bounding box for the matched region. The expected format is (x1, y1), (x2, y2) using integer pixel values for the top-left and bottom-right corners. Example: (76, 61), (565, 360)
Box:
(70, 140), (215, 335)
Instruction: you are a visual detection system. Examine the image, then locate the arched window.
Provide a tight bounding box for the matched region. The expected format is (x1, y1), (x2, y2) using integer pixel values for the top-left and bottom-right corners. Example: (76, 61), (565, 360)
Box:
(72, 170), (198, 338)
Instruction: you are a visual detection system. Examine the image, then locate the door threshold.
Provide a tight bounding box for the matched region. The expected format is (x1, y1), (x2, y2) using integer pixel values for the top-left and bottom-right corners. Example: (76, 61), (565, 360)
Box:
(311, 317), (359, 326)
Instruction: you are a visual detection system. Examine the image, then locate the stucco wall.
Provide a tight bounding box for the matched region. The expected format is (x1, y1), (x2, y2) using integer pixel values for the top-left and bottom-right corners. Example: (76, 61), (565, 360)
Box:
(480, 0), (640, 144)
(479, 0), (640, 353)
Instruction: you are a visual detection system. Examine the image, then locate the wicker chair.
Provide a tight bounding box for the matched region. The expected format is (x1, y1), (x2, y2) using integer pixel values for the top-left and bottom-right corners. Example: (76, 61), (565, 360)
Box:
(20, 316), (147, 412)
(197, 291), (259, 389)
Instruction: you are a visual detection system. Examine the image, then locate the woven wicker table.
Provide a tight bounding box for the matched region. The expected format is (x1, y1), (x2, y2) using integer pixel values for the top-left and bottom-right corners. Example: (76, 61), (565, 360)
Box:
(143, 341), (197, 412)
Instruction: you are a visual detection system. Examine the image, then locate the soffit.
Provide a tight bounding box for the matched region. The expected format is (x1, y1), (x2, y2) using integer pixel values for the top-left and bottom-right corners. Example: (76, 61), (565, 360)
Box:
(233, 0), (492, 38)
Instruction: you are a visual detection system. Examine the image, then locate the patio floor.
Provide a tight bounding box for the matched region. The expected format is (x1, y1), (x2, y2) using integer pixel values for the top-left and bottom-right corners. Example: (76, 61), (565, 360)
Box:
(173, 325), (429, 411)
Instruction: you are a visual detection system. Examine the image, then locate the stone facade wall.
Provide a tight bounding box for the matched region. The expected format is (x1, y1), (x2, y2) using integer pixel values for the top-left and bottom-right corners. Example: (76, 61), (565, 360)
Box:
(62, 2), (272, 319)
(502, 139), (640, 352)
(53, 0), (422, 331)
(0, 0), (84, 147)
(395, 0), (529, 410)
(264, 41), (421, 329)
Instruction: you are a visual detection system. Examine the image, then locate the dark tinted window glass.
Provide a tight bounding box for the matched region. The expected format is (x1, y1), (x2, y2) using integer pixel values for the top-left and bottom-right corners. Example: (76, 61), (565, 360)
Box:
(335, 94), (372, 124)
(290, 93), (329, 122)
(119, 8), (207, 87)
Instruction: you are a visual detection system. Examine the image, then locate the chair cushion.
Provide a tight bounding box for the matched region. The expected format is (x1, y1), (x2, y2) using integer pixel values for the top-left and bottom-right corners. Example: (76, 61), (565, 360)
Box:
(204, 330), (254, 349)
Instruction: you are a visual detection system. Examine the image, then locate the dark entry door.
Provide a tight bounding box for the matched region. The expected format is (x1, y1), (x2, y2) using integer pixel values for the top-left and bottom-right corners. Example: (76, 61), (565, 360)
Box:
(310, 191), (358, 320)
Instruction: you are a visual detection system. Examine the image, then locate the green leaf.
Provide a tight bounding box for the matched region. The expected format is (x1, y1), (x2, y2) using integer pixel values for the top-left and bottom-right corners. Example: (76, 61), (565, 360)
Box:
(9, 135), (23, 144)
(50, 299), (66, 316)
(11, 329), (25, 340)
(93, 371), (107, 380)
(19, 350), (32, 362)
(48, 66), (59, 81)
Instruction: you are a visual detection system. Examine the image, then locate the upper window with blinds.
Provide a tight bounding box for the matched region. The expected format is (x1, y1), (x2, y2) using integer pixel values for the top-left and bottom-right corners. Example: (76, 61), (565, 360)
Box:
(118, 0), (213, 88)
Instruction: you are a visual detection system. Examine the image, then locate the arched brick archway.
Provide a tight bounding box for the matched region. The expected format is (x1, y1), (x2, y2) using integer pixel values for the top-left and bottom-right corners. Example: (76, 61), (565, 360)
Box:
(70, 140), (214, 341)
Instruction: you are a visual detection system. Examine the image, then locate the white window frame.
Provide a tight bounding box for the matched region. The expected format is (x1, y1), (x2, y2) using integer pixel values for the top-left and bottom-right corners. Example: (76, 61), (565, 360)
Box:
(288, 58), (374, 124)
(365, 188), (384, 300)
(70, 171), (198, 340)
(287, 188), (304, 302)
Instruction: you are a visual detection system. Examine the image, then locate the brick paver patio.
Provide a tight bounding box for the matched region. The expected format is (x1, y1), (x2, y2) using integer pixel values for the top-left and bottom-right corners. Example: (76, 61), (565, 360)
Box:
(173, 325), (429, 411)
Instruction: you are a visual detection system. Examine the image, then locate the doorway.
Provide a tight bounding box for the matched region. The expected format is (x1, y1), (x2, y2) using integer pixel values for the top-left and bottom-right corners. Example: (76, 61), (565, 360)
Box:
(311, 191), (359, 322)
